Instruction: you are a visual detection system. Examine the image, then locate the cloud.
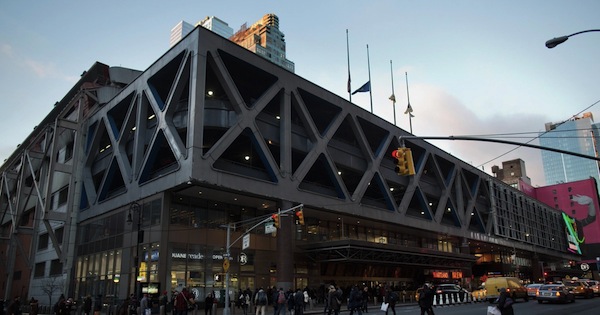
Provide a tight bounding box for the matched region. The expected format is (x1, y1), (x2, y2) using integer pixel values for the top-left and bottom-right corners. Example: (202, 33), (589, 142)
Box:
(410, 83), (549, 186)
(0, 43), (13, 57)
(0, 41), (74, 82)
(24, 59), (59, 78)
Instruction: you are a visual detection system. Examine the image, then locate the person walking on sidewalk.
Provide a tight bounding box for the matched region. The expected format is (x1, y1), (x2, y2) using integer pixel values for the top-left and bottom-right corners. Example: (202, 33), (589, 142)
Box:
(348, 286), (362, 315)
(326, 286), (341, 315)
(384, 288), (397, 315)
(418, 283), (435, 315)
(255, 288), (268, 315)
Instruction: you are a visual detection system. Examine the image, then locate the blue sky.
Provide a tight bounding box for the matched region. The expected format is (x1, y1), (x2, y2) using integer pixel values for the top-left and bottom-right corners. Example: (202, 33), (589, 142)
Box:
(1, 1), (600, 186)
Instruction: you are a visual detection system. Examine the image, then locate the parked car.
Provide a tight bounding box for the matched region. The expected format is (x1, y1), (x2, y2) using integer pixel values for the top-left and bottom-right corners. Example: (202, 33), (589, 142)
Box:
(563, 280), (595, 299)
(536, 284), (575, 304)
(582, 280), (599, 296)
(526, 283), (543, 298)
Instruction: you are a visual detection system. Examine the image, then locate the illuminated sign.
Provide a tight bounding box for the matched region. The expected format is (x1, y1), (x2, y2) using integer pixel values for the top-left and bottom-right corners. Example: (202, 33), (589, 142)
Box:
(562, 212), (584, 254)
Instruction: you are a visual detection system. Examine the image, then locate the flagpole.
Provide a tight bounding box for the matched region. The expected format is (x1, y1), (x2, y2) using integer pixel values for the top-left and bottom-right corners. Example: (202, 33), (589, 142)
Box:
(405, 72), (413, 134)
(367, 44), (373, 113)
(389, 60), (396, 126)
(346, 29), (352, 102)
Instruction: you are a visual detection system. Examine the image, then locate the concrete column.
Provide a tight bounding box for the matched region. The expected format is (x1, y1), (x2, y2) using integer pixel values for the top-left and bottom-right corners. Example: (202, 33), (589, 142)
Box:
(276, 200), (294, 291)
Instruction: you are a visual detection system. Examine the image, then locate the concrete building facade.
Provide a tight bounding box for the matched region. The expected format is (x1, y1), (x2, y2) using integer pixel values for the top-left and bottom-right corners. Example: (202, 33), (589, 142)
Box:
(1, 26), (582, 307)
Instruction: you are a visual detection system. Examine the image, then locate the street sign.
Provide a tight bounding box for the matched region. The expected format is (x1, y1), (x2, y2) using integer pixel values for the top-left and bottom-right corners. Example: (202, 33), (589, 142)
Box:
(265, 222), (276, 234)
(242, 234), (250, 250)
(581, 263), (589, 271)
(223, 258), (230, 272)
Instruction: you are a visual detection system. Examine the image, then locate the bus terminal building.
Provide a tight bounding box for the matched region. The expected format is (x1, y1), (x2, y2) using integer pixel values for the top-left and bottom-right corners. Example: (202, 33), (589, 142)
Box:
(1, 26), (584, 305)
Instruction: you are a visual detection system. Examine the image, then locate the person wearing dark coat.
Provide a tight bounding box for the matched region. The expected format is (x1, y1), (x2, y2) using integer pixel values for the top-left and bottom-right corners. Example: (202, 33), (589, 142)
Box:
(496, 288), (514, 315)
(347, 286), (362, 315)
(326, 286), (341, 315)
(418, 283), (435, 315)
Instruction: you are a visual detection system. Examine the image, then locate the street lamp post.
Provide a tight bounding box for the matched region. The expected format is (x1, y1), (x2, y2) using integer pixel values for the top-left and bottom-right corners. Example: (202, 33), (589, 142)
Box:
(127, 202), (142, 299)
(545, 29), (600, 48)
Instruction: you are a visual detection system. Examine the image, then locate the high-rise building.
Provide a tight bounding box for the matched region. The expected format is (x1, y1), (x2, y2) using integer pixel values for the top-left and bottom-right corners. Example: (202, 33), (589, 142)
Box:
(229, 13), (294, 72)
(199, 16), (233, 39)
(169, 14), (294, 73)
(170, 16), (233, 48)
(539, 112), (600, 192)
(492, 158), (531, 189)
(169, 20), (194, 47)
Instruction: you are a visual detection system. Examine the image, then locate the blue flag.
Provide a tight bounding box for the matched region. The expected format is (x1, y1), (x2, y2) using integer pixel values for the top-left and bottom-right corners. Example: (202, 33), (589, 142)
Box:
(352, 81), (370, 95)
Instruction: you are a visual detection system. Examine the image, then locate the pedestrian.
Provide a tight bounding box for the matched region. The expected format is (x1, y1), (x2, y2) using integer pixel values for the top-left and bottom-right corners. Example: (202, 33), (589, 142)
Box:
(53, 296), (63, 315)
(286, 289), (295, 315)
(94, 295), (104, 315)
(141, 294), (151, 315)
(119, 297), (131, 315)
(293, 290), (304, 315)
(362, 286), (368, 314)
(175, 288), (194, 315)
(83, 295), (92, 315)
(496, 288), (514, 315)
(29, 298), (38, 315)
(239, 290), (249, 315)
(254, 288), (267, 315)
(8, 296), (21, 315)
(418, 283), (435, 315)
(274, 288), (286, 315)
(326, 286), (341, 315)
(129, 294), (140, 315)
(384, 288), (397, 315)
(347, 286), (362, 315)
(160, 291), (170, 315)
(204, 293), (214, 315)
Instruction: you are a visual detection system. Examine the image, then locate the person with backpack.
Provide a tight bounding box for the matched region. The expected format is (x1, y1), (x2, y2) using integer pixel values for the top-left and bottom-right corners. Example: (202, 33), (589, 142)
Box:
(254, 288), (267, 315)
(384, 288), (397, 315)
(273, 288), (286, 315)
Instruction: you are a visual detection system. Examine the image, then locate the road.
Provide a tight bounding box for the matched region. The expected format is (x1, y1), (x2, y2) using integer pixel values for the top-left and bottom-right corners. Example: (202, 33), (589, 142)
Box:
(382, 298), (600, 315)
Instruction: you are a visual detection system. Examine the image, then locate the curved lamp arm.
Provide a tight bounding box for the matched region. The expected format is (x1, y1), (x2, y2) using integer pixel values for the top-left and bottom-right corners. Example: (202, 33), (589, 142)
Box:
(546, 29), (600, 48)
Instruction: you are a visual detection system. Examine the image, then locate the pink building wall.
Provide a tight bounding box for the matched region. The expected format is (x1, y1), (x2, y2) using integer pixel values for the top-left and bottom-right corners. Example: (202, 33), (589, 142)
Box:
(520, 178), (600, 244)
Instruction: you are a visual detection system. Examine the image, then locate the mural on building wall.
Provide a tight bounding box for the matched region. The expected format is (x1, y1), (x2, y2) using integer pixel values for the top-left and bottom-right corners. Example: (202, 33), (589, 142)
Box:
(520, 178), (600, 245)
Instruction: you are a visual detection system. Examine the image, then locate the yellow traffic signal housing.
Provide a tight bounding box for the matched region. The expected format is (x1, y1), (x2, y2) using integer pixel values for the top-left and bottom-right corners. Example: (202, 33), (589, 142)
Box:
(272, 214), (280, 228)
(392, 148), (415, 176)
(404, 148), (416, 176)
(296, 209), (305, 225)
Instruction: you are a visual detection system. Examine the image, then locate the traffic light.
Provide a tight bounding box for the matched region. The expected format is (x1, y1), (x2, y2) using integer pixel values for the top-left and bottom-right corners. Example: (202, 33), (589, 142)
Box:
(296, 209), (305, 225)
(392, 148), (415, 176)
(272, 214), (280, 228)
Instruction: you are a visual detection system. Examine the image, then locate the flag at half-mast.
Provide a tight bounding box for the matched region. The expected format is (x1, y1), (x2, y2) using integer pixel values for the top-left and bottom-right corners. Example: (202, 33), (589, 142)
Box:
(404, 104), (414, 117)
(352, 81), (370, 95)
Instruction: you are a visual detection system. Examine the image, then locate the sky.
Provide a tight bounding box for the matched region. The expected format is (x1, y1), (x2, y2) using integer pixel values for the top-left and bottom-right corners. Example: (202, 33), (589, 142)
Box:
(1, 1), (600, 187)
